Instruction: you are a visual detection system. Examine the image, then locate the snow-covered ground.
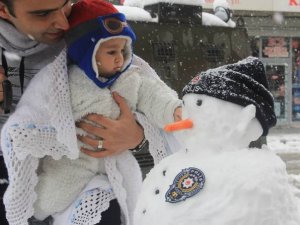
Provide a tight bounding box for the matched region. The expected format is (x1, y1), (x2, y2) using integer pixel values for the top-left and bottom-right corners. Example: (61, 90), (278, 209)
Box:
(268, 129), (300, 154)
(267, 129), (300, 196)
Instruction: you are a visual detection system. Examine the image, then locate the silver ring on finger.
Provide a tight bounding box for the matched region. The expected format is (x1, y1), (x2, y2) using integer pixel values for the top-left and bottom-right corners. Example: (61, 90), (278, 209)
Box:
(97, 139), (104, 151)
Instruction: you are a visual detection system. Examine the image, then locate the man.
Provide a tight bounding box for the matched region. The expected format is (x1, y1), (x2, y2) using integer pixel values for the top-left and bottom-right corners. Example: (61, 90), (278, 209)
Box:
(0, 0), (151, 224)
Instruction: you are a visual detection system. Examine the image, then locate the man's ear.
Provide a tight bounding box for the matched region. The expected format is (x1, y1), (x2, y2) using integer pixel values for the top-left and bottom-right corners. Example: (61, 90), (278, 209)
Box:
(0, 2), (11, 20)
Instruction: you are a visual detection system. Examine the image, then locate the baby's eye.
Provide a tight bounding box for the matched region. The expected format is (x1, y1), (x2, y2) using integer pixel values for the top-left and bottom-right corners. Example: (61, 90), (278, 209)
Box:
(196, 99), (202, 106)
(108, 51), (116, 55)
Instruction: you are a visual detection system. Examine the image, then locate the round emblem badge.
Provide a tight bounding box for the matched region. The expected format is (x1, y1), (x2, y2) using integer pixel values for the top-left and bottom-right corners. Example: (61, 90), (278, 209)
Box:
(165, 167), (205, 203)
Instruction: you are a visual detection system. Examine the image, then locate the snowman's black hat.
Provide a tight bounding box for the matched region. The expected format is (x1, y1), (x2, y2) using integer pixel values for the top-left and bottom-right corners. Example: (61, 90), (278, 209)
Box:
(182, 56), (277, 136)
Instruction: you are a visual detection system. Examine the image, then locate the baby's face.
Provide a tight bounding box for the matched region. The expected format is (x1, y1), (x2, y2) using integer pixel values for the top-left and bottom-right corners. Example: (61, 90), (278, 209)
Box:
(95, 38), (127, 77)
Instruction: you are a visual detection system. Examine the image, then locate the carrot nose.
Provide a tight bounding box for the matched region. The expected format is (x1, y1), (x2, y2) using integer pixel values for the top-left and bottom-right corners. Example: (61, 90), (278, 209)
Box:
(164, 119), (194, 132)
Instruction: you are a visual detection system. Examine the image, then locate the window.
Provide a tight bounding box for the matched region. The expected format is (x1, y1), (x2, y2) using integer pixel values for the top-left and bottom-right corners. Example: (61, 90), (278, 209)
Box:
(292, 38), (300, 121)
(262, 37), (290, 58)
(265, 64), (286, 119)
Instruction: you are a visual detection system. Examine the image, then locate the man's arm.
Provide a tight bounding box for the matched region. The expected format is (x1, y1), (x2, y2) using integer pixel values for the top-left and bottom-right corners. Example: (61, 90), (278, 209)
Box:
(77, 92), (144, 158)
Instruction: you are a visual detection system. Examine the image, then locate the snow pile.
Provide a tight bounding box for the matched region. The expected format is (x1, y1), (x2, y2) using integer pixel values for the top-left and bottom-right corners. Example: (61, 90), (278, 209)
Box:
(213, 0), (236, 27)
(116, 4), (233, 27)
(202, 12), (229, 27)
(267, 133), (300, 153)
(135, 147), (299, 225)
(267, 132), (300, 198)
(123, 0), (143, 8)
(124, 0), (204, 8)
(115, 5), (158, 22)
(121, 0), (235, 27)
(213, 0), (229, 10)
(289, 174), (300, 198)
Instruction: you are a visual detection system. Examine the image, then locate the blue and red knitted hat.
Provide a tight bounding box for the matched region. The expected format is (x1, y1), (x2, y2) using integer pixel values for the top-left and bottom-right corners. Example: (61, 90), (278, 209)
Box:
(65, 0), (136, 88)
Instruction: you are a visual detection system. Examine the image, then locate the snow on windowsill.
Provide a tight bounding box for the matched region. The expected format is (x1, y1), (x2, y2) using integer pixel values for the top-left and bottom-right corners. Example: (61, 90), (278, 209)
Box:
(115, 5), (235, 27)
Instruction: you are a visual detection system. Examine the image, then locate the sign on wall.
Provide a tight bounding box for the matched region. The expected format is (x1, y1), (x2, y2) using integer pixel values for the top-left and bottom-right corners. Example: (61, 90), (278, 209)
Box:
(262, 37), (290, 58)
(203, 0), (300, 12)
(274, 0), (300, 12)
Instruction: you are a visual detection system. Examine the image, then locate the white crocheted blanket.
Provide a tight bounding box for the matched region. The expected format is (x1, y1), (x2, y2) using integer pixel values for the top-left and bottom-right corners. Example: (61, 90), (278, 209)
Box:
(1, 49), (168, 225)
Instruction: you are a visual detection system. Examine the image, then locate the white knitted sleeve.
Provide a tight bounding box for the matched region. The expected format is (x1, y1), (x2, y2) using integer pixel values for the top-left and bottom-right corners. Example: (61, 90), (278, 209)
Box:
(132, 54), (181, 128)
(131, 55), (171, 163)
(137, 74), (181, 128)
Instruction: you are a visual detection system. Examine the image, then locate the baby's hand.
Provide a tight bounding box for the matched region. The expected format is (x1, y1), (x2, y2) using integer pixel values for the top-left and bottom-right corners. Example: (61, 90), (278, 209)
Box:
(173, 106), (182, 122)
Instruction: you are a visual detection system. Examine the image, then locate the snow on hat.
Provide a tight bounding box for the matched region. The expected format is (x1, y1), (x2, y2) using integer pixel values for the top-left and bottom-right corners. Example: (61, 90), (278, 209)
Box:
(65, 0), (136, 88)
(182, 56), (277, 136)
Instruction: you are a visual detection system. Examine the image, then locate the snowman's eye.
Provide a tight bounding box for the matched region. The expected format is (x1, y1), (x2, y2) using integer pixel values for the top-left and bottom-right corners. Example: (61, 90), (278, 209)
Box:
(182, 100), (185, 106)
(196, 99), (202, 106)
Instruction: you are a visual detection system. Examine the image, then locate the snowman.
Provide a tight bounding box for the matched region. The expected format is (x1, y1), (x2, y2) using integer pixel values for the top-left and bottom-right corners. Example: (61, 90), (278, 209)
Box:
(133, 57), (300, 225)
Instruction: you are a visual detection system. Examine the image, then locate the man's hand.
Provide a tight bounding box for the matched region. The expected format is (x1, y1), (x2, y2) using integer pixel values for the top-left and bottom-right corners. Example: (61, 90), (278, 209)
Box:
(173, 106), (182, 122)
(77, 92), (144, 158)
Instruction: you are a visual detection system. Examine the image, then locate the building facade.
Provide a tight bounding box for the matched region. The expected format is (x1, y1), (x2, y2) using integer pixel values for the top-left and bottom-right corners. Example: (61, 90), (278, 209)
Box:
(111, 0), (300, 127)
(203, 0), (300, 127)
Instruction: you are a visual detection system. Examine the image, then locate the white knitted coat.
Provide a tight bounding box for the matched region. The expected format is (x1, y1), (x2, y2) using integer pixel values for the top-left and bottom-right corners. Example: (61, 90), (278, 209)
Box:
(1, 49), (172, 225)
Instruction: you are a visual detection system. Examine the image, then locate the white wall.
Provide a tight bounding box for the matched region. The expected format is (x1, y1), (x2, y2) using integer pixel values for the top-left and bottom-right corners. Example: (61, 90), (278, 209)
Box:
(203, 0), (300, 12)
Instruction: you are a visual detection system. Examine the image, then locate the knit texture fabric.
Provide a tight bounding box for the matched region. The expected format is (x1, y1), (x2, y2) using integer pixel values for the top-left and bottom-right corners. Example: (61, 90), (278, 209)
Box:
(0, 19), (65, 156)
(1, 49), (169, 225)
(68, 0), (118, 29)
(52, 175), (116, 225)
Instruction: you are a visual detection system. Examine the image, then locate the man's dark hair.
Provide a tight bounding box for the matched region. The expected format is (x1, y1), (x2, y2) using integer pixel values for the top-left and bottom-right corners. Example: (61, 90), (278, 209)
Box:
(0, 0), (15, 17)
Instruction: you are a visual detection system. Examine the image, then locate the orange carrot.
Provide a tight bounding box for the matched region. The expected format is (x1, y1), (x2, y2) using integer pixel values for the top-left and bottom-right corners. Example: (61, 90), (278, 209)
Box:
(164, 119), (193, 132)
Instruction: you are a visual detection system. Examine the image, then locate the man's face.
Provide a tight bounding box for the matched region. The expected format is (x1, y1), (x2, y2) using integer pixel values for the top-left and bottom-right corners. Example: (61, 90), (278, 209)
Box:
(0, 0), (72, 44)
